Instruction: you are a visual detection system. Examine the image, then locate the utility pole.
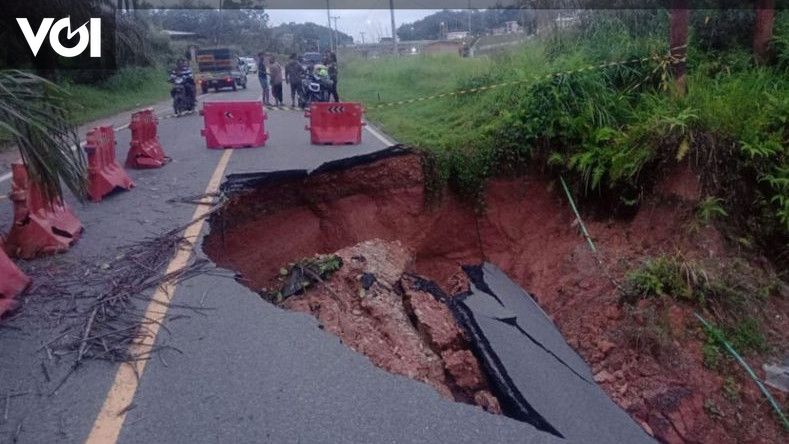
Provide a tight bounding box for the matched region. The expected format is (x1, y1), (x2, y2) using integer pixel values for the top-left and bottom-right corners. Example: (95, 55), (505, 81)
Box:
(467, 0), (472, 33)
(331, 16), (340, 50)
(218, 0), (223, 45)
(359, 31), (365, 44)
(669, 0), (689, 96)
(326, 0), (334, 53)
(389, 0), (398, 57)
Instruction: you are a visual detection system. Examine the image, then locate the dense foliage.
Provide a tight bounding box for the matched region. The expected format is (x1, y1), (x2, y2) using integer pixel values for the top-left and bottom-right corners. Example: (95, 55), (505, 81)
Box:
(145, 8), (351, 56)
(344, 10), (789, 265)
(396, 8), (536, 41)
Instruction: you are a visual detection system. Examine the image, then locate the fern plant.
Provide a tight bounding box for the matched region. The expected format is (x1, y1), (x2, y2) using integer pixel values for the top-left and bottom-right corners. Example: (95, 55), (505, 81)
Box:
(697, 196), (729, 225)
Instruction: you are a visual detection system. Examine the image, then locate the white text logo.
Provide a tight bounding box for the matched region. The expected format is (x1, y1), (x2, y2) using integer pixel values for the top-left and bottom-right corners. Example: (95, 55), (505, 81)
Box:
(16, 18), (101, 58)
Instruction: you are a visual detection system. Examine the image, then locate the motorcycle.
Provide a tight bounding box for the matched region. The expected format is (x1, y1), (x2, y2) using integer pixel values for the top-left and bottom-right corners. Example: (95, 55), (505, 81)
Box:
(169, 70), (196, 115)
(297, 71), (333, 109)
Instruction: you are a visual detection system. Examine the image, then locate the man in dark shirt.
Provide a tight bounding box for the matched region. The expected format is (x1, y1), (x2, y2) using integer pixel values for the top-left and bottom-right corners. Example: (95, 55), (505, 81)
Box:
(257, 52), (269, 105)
(285, 53), (303, 107)
(326, 52), (339, 102)
(269, 56), (284, 106)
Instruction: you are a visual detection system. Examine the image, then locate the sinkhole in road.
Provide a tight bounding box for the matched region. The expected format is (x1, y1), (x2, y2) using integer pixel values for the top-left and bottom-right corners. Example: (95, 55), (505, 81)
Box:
(202, 150), (584, 420)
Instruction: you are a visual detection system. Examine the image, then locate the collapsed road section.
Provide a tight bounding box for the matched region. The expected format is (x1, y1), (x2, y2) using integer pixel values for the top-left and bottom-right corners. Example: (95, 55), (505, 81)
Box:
(203, 147), (654, 442)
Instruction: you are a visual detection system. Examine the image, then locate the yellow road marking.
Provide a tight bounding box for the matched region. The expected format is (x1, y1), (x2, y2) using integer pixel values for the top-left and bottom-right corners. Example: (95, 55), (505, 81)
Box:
(85, 148), (233, 444)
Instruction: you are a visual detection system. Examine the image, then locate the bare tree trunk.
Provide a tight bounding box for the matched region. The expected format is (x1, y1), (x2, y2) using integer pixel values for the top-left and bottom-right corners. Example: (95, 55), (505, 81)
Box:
(669, 0), (690, 96)
(753, 0), (775, 65)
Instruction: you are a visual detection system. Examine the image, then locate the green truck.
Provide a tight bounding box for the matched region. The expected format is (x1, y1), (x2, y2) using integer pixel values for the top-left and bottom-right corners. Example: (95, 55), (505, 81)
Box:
(195, 48), (247, 93)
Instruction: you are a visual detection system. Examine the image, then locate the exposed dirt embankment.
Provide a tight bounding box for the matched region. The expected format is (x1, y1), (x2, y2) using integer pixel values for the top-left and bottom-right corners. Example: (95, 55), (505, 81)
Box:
(204, 152), (788, 443)
(280, 239), (501, 413)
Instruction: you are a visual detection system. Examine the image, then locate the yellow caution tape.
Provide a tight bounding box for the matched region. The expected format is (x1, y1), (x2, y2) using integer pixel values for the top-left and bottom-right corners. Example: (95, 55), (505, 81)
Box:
(365, 52), (686, 111)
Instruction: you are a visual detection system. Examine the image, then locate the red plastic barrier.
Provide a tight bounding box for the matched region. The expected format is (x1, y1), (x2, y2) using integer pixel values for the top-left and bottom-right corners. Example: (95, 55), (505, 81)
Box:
(3, 163), (83, 259)
(304, 102), (365, 145)
(85, 126), (134, 201)
(0, 246), (30, 317)
(126, 109), (169, 169)
(200, 101), (268, 149)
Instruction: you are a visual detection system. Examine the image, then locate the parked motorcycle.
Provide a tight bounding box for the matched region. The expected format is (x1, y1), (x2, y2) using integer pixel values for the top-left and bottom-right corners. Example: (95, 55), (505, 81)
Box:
(297, 65), (333, 109)
(169, 69), (196, 115)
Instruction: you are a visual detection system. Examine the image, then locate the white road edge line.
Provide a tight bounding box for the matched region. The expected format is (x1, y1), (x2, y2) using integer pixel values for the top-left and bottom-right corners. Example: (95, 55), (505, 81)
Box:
(363, 122), (394, 147)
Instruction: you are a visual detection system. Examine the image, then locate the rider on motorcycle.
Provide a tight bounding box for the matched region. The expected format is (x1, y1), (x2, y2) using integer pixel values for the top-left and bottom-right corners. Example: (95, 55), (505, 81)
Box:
(169, 59), (196, 103)
(308, 64), (333, 101)
(295, 62), (334, 108)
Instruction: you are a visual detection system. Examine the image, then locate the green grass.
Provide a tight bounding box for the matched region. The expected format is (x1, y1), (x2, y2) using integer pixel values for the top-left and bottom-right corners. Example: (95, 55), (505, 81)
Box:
(342, 12), (789, 255)
(61, 67), (171, 125)
(621, 253), (777, 363)
(1, 66), (171, 150)
(63, 67), (171, 124)
(341, 53), (494, 149)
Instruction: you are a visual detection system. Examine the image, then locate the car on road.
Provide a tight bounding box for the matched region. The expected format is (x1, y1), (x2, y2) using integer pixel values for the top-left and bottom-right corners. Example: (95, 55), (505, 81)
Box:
(300, 51), (322, 69)
(195, 48), (247, 93)
(240, 57), (257, 73)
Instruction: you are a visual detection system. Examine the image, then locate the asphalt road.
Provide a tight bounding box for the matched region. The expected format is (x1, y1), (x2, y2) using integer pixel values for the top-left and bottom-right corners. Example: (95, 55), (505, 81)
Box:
(0, 79), (562, 443)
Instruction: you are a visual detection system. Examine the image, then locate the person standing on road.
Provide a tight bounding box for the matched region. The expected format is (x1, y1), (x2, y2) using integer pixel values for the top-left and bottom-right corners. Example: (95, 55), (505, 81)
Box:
(326, 52), (339, 102)
(285, 53), (302, 107)
(269, 56), (284, 106)
(257, 52), (270, 105)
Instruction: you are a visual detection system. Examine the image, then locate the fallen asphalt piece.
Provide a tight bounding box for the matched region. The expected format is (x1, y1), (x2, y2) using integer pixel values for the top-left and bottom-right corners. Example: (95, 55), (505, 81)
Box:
(451, 262), (655, 443)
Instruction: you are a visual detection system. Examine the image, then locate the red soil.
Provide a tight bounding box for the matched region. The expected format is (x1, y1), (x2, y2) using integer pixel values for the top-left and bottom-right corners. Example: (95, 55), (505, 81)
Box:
(204, 153), (788, 443)
(280, 239), (501, 413)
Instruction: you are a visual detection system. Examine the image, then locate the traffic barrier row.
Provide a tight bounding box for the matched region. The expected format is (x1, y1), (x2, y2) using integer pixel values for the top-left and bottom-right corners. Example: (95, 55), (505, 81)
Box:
(0, 107), (175, 316)
(3, 163), (84, 259)
(2, 99), (367, 314)
(0, 247), (30, 317)
(86, 126), (135, 201)
(197, 101), (365, 149)
(304, 102), (365, 145)
(127, 109), (170, 168)
(200, 101), (269, 149)
(5, 114), (153, 258)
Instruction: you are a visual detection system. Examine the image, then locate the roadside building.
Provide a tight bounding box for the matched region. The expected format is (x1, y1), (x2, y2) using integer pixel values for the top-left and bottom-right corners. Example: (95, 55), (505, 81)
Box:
(504, 21), (521, 33)
(423, 40), (464, 56)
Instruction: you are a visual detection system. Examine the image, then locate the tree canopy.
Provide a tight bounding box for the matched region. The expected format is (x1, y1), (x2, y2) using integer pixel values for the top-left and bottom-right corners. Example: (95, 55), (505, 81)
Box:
(396, 8), (536, 41)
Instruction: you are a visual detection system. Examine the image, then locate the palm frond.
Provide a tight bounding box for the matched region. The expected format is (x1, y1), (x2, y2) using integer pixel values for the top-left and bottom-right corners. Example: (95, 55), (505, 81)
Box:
(0, 70), (87, 202)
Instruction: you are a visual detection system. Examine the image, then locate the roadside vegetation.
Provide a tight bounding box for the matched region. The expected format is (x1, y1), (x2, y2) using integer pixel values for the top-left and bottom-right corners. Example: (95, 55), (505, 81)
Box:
(343, 11), (789, 268)
(61, 66), (171, 124)
(1, 67), (172, 153)
(343, 11), (789, 414)
(620, 254), (778, 361)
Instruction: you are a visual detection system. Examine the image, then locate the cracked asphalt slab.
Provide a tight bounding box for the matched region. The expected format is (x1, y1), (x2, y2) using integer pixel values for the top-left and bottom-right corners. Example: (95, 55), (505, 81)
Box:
(0, 81), (564, 443)
(458, 263), (654, 443)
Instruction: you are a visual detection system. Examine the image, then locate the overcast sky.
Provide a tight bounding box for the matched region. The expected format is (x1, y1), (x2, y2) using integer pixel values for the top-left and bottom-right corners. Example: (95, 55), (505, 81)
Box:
(267, 9), (440, 43)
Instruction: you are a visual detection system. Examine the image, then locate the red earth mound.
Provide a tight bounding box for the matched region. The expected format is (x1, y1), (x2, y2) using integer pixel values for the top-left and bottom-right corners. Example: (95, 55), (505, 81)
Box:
(204, 153), (787, 443)
(280, 239), (501, 414)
